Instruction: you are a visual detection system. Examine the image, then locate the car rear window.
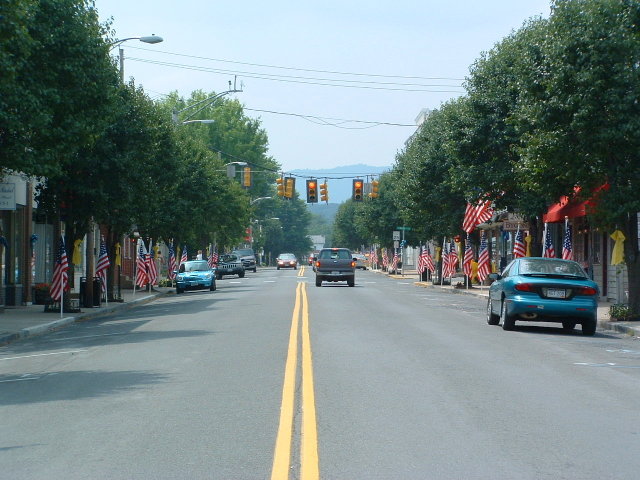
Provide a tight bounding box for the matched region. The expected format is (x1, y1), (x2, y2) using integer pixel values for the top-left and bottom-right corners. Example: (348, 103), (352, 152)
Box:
(319, 249), (351, 260)
(519, 259), (586, 277)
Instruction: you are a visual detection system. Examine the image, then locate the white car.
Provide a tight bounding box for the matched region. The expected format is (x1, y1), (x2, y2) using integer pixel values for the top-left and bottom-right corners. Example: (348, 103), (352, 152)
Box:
(353, 253), (367, 270)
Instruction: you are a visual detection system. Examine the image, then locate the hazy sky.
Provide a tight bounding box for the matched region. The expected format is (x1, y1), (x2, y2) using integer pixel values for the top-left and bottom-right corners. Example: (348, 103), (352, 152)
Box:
(95, 1), (551, 172)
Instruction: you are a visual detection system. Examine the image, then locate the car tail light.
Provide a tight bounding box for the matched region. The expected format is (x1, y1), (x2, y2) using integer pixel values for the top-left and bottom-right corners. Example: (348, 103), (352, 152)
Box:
(515, 283), (535, 292)
(351, 261), (356, 268)
(316, 261), (321, 268)
(576, 286), (597, 295)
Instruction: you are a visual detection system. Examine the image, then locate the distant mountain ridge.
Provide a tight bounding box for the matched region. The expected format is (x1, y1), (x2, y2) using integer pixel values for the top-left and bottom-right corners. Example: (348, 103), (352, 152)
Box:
(291, 164), (390, 203)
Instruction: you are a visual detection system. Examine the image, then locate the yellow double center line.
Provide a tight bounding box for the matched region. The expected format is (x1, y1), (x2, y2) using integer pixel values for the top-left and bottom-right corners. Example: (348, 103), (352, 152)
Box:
(271, 281), (319, 480)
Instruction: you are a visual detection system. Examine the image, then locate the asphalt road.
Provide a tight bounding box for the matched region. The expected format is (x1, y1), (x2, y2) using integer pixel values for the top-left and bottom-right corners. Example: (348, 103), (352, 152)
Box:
(1, 267), (639, 479)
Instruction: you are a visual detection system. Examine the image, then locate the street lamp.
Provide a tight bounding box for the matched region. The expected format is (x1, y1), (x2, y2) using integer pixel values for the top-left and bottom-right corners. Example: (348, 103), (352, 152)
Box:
(110, 35), (164, 82)
(172, 78), (243, 124)
(250, 196), (272, 205)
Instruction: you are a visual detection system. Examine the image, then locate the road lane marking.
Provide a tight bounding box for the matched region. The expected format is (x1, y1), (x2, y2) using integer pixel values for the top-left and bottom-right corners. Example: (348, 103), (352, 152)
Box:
(0, 350), (88, 361)
(271, 282), (319, 480)
(271, 283), (301, 479)
(300, 282), (319, 479)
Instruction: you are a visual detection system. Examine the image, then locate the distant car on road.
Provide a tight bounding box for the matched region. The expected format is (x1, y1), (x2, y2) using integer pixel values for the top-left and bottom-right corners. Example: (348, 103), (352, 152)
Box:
(276, 253), (298, 270)
(486, 257), (599, 335)
(216, 253), (245, 279)
(232, 248), (257, 272)
(314, 247), (356, 287)
(352, 253), (367, 270)
(175, 260), (216, 294)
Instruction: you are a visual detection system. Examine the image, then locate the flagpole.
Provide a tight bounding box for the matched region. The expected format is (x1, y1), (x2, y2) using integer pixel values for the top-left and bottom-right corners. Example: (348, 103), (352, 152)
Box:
(133, 238), (138, 297)
(440, 237), (446, 286)
(104, 276), (108, 307)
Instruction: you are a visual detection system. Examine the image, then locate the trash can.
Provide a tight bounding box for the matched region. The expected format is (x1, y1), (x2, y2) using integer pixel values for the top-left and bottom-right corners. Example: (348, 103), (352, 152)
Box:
(80, 277), (88, 307)
(92, 277), (101, 307)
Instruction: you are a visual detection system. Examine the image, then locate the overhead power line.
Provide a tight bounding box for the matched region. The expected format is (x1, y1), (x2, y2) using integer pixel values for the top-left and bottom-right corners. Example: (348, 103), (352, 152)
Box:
(131, 45), (465, 82)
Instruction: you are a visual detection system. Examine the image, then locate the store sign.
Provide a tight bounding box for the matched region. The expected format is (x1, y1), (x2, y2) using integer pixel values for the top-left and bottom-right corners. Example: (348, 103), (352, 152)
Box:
(0, 183), (16, 210)
(503, 221), (529, 231)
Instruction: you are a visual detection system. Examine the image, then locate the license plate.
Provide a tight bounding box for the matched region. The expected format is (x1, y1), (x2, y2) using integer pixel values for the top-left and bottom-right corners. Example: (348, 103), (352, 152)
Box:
(331, 271), (340, 275)
(546, 288), (566, 299)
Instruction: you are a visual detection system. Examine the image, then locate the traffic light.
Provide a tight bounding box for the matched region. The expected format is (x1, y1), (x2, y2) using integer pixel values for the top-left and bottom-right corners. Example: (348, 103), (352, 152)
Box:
(369, 179), (379, 198)
(352, 179), (363, 201)
(243, 167), (252, 188)
(320, 182), (328, 203)
(276, 177), (285, 197)
(285, 177), (295, 199)
(306, 179), (318, 203)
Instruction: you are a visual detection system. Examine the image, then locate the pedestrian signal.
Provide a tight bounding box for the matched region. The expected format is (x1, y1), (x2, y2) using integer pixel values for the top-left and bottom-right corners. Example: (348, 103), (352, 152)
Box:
(352, 179), (363, 201)
(306, 179), (318, 203)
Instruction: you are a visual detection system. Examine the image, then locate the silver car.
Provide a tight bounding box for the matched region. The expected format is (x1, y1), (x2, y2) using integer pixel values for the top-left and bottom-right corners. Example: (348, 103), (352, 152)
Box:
(353, 253), (368, 270)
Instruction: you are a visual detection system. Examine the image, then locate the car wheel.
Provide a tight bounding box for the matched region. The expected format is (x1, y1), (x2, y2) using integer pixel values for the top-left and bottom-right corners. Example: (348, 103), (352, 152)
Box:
(581, 317), (597, 336)
(216, 273), (222, 280)
(562, 321), (576, 331)
(210, 281), (216, 291)
(239, 271), (245, 278)
(315, 277), (322, 287)
(277, 267), (280, 270)
(176, 287), (184, 294)
(501, 299), (515, 330)
(487, 298), (500, 325)
(252, 267), (257, 272)
(347, 278), (355, 287)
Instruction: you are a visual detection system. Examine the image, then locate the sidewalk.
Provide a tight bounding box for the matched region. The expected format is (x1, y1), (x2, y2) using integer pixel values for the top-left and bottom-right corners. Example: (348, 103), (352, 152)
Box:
(379, 268), (640, 337)
(0, 287), (173, 347)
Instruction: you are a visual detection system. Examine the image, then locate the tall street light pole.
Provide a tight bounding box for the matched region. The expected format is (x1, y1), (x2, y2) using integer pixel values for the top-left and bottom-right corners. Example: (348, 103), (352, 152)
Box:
(110, 35), (163, 82)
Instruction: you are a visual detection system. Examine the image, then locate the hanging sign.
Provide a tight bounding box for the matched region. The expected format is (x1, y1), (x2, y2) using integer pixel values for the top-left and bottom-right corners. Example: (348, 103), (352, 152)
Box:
(0, 183), (16, 210)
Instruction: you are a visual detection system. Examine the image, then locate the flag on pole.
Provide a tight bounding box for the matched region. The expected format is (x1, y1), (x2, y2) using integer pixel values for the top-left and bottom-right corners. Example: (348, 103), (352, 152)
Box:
(147, 239), (158, 286)
(542, 223), (556, 258)
(391, 251), (399, 273)
(49, 235), (69, 301)
(447, 240), (458, 277)
(462, 199), (494, 233)
(513, 227), (526, 258)
(417, 246), (426, 274)
(463, 235), (474, 277)
(424, 245), (435, 273)
(180, 245), (188, 265)
(562, 220), (573, 260)
(168, 242), (177, 279)
(208, 244), (218, 268)
(96, 236), (110, 293)
(135, 239), (148, 287)
(477, 231), (490, 282)
(441, 242), (450, 278)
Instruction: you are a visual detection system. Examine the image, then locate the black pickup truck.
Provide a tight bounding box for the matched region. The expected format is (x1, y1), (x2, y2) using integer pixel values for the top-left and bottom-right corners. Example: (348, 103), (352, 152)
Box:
(313, 248), (356, 287)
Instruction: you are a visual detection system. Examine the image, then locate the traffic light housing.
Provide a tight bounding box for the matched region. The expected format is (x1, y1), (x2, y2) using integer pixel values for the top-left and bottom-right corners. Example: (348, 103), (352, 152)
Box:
(352, 179), (363, 201)
(320, 182), (328, 203)
(369, 179), (379, 198)
(306, 179), (318, 203)
(276, 177), (285, 197)
(284, 177), (295, 199)
(243, 167), (252, 188)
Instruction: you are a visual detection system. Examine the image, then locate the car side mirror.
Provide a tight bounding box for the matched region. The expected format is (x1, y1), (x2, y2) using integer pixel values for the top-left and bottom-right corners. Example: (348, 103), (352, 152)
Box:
(488, 273), (501, 281)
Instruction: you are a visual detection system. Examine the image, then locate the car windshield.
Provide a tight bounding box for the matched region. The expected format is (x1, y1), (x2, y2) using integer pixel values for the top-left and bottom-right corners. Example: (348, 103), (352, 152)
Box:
(181, 261), (210, 272)
(220, 254), (237, 263)
(233, 249), (254, 257)
(279, 254), (296, 260)
(518, 259), (586, 277)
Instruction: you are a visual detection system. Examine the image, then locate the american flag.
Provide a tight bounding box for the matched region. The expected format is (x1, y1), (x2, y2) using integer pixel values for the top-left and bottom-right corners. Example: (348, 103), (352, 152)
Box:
(463, 235), (474, 277)
(463, 199), (494, 233)
(135, 239), (148, 287)
(441, 242), (450, 278)
(477, 231), (490, 282)
(208, 244), (218, 268)
(391, 251), (399, 273)
(180, 245), (188, 265)
(424, 246), (435, 273)
(49, 235), (69, 301)
(418, 245), (435, 274)
(168, 242), (177, 279)
(543, 223), (556, 258)
(146, 239), (158, 285)
(370, 248), (378, 268)
(562, 223), (573, 260)
(417, 246), (426, 274)
(96, 236), (110, 294)
(513, 227), (526, 258)
(382, 248), (389, 270)
(447, 240), (458, 277)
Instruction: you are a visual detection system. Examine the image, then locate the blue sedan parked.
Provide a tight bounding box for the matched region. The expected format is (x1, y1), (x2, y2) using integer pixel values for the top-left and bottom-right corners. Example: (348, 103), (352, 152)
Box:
(175, 260), (216, 294)
(487, 257), (599, 335)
